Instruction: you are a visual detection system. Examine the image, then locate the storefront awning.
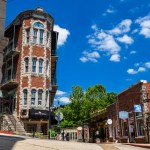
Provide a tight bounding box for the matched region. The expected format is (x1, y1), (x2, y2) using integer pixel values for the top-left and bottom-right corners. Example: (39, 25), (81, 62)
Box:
(29, 109), (57, 125)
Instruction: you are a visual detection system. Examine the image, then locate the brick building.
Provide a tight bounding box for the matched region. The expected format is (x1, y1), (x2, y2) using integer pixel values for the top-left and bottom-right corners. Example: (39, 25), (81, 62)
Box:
(107, 80), (150, 143)
(0, 7), (58, 134)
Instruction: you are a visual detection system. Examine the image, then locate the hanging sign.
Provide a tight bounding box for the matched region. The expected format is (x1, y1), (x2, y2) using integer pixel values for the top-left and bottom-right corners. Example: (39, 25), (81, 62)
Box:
(107, 119), (112, 125)
(134, 105), (142, 112)
(119, 111), (128, 119)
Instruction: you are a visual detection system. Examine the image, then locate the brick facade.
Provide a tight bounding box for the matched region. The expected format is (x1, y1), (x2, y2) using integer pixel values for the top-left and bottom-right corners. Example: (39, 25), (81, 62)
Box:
(1, 8), (58, 134)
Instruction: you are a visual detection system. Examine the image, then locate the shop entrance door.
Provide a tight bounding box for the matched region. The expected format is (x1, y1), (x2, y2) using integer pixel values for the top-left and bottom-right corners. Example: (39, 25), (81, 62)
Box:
(129, 117), (135, 143)
(41, 123), (47, 135)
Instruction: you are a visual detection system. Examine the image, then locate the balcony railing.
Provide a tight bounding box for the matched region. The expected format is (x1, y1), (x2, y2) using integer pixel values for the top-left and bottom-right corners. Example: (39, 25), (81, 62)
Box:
(4, 43), (20, 58)
(51, 78), (57, 86)
(1, 74), (18, 84)
(51, 49), (57, 56)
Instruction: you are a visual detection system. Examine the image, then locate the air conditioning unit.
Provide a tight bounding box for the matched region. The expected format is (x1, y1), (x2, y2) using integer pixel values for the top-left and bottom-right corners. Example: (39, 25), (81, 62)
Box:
(141, 85), (146, 91)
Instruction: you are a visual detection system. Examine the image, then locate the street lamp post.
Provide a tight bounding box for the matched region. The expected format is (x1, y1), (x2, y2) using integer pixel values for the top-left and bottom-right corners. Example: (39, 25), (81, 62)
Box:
(48, 86), (52, 139)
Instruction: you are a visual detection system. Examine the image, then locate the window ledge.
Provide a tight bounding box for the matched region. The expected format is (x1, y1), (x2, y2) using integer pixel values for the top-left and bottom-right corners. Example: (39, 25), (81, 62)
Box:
(135, 136), (145, 138)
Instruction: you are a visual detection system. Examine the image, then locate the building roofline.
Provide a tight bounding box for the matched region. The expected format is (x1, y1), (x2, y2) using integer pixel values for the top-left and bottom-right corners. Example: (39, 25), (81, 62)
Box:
(117, 80), (148, 96)
(5, 8), (54, 32)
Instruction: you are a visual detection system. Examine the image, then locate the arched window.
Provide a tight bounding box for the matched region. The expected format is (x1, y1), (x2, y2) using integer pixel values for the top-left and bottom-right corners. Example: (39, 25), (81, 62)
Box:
(38, 89), (43, 106)
(33, 22), (44, 45)
(39, 59), (43, 73)
(31, 89), (36, 106)
(32, 58), (37, 73)
(23, 89), (27, 105)
(24, 58), (29, 73)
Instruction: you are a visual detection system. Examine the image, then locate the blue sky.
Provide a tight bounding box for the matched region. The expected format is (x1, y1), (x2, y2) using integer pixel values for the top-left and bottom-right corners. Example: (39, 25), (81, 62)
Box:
(6, 0), (150, 105)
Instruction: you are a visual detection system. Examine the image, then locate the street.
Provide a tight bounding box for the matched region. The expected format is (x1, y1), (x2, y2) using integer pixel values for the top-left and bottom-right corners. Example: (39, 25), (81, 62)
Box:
(0, 134), (150, 150)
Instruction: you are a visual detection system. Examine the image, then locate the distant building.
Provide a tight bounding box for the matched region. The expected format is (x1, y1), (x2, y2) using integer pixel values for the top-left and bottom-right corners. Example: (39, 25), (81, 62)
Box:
(0, 7), (58, 134)
(107, 80), (150, 143)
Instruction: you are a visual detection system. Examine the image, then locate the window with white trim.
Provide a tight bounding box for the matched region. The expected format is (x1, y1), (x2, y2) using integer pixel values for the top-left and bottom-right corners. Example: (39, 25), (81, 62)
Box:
(39, 59), (43, 74)
(46, 32), (49, 47)
(23, 89), (27, 105)
(38, 89), (43, 106)
(31, 89), (36, 106)
(40, 30), (44, 44)
(33, 22), (44, 45)
(24, 58), (29, 73)
(26, 28), (30, 44)
(32, 58), (37, 73)
(33, 29), (38, 44)
(46, 60), (49, 76)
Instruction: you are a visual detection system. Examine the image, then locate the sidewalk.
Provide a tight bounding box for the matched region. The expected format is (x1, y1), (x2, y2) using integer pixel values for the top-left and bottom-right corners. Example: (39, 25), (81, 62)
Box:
(125, 143), (150, 149)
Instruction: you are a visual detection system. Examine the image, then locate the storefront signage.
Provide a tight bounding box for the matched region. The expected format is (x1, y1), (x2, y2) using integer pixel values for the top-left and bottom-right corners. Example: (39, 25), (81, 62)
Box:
(134, 105), (142, 112)
(119, 111), (128, 119)
(107, 119), (112, 125)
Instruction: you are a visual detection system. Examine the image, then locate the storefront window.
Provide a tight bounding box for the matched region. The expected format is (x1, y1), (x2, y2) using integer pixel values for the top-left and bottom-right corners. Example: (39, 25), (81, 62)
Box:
(136, 112), (144, 136)
(108, 125), (112, 137)
(121, 119), (128, 136)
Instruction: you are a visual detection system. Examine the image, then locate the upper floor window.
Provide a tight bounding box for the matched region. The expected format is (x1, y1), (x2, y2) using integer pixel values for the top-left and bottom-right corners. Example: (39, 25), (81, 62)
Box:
(26, 29), (30, 44)
(32, 58), (37, 73)
(24, 58), (29, 73)
(31, 89), (36, 106)
(46, 60), (49, 76)
(38, 89), (43, 106)
(39, 59), (43, 73)
(33, 22), (44, 45)
(33, 29), (38, 44)
(40, 30), (44, 44)
(47, 32), (50, 47)
(23, 89), (28, 105)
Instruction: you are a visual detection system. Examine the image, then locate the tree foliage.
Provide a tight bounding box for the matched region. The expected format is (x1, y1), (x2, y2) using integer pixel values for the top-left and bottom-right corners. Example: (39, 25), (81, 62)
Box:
(60, 84), (116, 128)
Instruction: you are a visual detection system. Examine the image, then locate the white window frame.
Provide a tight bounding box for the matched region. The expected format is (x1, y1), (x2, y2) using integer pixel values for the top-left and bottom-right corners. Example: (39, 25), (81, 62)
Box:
(31, 89), (36, 106)
(38, 89), (43, 106)
(26, 28), (30, 44)
(32, 58), (37, 73)
(23, 89), (28, 106)
(39, 59), (43, 74)
(24, 58), (29, 73)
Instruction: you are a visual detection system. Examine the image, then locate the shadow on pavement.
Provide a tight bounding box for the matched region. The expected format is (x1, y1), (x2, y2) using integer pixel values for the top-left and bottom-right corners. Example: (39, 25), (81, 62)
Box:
(0, 134), (25, 150)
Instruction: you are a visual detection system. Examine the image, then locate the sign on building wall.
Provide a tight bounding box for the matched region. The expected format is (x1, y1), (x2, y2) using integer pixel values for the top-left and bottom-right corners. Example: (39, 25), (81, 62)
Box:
(134, 105), (142, 112)
(119, 111), (129, 119)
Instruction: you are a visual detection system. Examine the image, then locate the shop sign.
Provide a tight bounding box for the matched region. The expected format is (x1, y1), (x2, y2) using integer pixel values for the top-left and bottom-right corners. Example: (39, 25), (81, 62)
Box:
(134, 105), (142, 112)
(107, 119), (112, 125)
(119, 111), (128, 119)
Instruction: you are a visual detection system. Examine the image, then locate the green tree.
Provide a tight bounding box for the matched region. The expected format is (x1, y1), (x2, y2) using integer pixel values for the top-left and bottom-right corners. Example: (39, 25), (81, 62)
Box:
(60, 84), (116, 128)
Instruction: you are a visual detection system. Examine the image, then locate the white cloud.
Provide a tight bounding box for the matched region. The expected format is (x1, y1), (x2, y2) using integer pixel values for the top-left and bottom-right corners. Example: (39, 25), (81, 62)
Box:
(127, 67), (146, 75)
(106, 8), (115, 14)
(110, 54), (120, 62)
(109, 19), (132, 35)
(136, 14), (150, 38)
(117, 34), (134, 44)
(80, 51), (100, 63)
(130, 50), (136, 54)
(134, 63), (140, 67)
(58, 97), (70, 103)
(54, 25), (70, 47)
(138, 67), (146, 72)
(127, 69), (137, 74)
(145, 62), (150, 68)
(56, 90), (66, 96)
(86, 19), (133, 63)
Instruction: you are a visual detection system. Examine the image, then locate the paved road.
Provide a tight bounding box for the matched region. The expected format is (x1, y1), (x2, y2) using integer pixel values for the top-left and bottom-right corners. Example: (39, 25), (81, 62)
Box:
(0, 134), (102, 150)
(0, 134), (150, 150)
